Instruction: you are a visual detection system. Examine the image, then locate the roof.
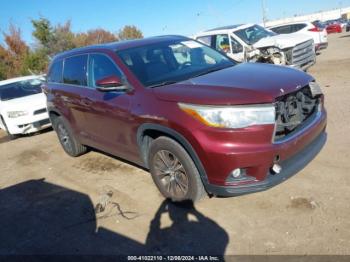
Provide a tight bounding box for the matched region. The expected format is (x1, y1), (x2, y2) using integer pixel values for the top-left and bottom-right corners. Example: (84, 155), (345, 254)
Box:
(193, 24), (254, 37)
(0, 75), (45, 87)
(205, 24), (243, 32)
(54, 35), (189, 60)
(267, 21), (310, 28)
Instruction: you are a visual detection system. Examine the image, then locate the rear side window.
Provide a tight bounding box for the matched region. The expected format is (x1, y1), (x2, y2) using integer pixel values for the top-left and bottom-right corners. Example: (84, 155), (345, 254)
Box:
(270, 25), (292, 34)
(271, 24), (307, 34)
(63, 55), (88, 86)
(290, 24), (307, 32)
(88, 54), (122, 87)
(47, 60), (63, 83)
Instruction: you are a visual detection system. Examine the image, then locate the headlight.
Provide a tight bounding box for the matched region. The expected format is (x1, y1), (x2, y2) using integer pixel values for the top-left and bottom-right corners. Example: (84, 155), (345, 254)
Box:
(7, 110), (28, 118)
(309, 81), (323, 97)
(179, 103), (275, 129)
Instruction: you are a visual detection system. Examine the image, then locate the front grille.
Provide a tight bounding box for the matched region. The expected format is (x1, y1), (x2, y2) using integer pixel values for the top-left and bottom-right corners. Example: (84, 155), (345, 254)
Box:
(33, 108), (47, 115)
(292, 40), (315, 67)
(274, 85), (321, 141)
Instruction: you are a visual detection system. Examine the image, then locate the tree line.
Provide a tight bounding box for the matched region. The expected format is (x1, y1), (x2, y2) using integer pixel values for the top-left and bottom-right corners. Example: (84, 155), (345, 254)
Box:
(0, 17), (143, 80)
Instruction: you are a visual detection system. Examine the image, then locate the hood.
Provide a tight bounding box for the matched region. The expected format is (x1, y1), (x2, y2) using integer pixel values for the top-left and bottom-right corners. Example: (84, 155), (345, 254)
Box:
(154, 63), (313, 105)
(0, 93), (46, 111)
(253, 33), (313, 49)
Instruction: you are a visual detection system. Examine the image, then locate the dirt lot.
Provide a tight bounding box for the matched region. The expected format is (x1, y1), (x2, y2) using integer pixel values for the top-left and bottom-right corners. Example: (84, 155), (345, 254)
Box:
(0, 32), (349, 256)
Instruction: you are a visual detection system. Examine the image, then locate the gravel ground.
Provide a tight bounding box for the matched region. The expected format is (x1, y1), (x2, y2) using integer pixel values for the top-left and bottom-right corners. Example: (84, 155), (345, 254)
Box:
(0, 32), (349, 256)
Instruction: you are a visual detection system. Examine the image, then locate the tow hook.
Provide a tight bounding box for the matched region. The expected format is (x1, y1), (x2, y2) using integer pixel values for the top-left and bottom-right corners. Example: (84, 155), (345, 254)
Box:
(271, 163), (282, 175)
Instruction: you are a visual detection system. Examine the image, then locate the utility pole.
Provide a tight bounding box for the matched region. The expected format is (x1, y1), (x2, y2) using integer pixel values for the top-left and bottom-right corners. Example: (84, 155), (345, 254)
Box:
(262, 0), (267, 26)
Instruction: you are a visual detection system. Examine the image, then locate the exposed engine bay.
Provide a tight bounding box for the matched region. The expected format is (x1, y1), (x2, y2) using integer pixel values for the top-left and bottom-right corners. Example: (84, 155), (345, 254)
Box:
(274, 84), (322, 141)
(244, 46), (292, 65)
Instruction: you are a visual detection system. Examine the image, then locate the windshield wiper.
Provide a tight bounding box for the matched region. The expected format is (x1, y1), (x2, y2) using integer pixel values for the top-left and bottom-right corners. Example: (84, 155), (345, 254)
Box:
(192, 65), (233, 78)
(148, 80), (179, 88)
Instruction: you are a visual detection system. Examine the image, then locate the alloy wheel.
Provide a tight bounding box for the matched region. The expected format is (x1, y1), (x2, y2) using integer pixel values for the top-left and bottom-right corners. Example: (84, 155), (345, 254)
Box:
(153, 150), (189, 198)
(57, 123), (73, 153)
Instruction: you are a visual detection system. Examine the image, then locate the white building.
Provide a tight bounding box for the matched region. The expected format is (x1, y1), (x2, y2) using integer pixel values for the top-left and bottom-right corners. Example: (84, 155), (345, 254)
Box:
(265, 7), (350, 27)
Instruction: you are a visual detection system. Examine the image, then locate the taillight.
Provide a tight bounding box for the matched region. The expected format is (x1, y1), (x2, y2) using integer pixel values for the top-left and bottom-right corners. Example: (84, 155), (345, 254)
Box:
(308, 26), (322, 32)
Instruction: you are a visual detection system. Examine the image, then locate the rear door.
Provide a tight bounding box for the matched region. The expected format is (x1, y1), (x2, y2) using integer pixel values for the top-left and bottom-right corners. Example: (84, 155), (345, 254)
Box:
(55, 54), (89, 134)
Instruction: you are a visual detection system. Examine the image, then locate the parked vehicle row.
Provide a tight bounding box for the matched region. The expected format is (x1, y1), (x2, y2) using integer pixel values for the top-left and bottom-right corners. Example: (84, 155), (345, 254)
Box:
(0, 75), (51, 138)
(346, 21), (350, 32)
(42, 35), (327, 202)
(312, 19), (345, 34)
(268, 21), (328, 52)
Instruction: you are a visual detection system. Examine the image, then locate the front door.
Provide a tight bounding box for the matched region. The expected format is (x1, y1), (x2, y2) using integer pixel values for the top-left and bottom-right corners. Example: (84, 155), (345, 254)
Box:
(82, 53), (132, 157)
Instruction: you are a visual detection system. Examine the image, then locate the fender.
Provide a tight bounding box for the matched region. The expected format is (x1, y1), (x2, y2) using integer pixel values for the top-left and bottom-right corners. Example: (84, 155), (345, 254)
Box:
(47, 106), (62, 122)
(137, 123), (209, 185)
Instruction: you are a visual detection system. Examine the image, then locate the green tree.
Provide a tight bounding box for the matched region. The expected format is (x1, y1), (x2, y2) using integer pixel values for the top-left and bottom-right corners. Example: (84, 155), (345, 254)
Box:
(48, 21), (76, 56)
(118, 25), (143, 40)
(31, 17), (52, 48)
(31, 18), (76, 57)
(21, 49), (48, 75)
(0, 18), (145, 80)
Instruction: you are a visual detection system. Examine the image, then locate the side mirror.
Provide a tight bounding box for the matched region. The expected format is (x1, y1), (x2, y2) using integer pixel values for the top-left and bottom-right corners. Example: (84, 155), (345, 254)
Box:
(96, 75), (128, 92)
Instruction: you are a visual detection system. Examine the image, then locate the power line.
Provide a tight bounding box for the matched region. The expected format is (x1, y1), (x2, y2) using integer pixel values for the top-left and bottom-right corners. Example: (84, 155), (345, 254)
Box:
(262, 0), (267, 26)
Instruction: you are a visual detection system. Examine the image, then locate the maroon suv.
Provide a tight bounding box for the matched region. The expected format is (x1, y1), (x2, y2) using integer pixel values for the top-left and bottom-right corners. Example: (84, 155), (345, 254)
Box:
(43, 35), (327, 202)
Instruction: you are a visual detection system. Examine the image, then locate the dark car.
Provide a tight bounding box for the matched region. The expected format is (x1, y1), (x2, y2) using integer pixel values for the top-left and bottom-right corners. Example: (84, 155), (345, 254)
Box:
(43, 35), (327, 202)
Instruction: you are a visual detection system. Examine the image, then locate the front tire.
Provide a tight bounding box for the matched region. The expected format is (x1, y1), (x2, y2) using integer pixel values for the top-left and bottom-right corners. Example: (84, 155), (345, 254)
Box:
(0, 116), (17, 140)
(53, 116), (87, 157)
(148, 136), (206, 202)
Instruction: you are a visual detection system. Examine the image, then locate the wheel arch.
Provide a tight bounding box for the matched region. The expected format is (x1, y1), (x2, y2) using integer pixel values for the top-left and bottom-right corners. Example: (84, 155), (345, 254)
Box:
(137, 123), (209, 185)
(47, 107), (62, 122)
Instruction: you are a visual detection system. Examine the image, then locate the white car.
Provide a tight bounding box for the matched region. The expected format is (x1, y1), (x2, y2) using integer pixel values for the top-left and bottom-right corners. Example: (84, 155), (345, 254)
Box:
(193, 24), (316, 71)
(268, 21), (328, 52)
(0, 75), (51, 138)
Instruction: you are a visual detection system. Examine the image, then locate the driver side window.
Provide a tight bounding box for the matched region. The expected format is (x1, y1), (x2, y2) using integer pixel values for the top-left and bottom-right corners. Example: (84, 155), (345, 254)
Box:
(88, 54), (122, 88)
(230, 37), (243, 54)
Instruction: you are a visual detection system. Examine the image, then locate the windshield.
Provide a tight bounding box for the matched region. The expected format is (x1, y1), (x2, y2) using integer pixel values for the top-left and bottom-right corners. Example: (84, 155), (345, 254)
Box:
(0, 78), (44, 101)
(117, 39), (235, 87)
(234, 25), (276, 45)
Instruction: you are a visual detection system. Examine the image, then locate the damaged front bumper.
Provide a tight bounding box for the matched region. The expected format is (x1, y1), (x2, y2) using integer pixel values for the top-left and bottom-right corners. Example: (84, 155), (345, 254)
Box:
(245, 39), (316, 71)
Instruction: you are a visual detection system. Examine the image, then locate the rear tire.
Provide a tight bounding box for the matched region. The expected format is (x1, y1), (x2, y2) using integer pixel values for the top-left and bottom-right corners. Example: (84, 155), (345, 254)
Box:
(148, 136), (206, 202)
(53, 116), (87, 157)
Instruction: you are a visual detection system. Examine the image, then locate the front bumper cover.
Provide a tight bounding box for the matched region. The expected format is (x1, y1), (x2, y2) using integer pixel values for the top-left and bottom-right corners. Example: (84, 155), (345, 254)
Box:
(205, 131), (327, 196)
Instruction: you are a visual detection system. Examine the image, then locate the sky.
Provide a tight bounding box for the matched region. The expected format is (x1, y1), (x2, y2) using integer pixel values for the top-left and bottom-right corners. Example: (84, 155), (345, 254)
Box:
(0, 0), (349, 46)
